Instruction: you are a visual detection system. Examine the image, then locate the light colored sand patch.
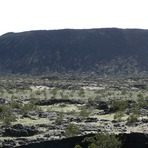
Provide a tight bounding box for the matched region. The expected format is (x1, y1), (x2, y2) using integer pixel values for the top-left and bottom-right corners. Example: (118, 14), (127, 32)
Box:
(16, 117), (50, 125)
(40, 104), (80, 113)
(30, 85), (50, 91)
(83, 86), (105, 91)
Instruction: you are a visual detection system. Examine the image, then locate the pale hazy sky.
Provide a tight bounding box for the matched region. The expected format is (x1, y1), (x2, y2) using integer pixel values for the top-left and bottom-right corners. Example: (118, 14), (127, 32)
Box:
(0, 0), (148, 35)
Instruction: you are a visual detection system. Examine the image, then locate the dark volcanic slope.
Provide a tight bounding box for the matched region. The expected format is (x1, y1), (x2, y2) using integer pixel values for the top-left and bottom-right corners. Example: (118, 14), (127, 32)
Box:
(0, 28), (148, 75)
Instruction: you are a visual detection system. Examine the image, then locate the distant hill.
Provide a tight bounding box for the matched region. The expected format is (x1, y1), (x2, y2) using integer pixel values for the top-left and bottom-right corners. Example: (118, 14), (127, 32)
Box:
(0, 28), (148, 76)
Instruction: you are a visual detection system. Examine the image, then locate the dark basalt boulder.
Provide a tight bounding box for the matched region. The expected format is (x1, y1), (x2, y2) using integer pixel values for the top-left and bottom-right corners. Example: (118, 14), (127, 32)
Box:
(97, 101), (109, 110)
(3, 124), (38, 137)
(2, 139), (16, 148)
(141, 118), (148, 123)
(35, 99), (83, 106)
(85, 117), (98, 123)
(0, 97), (8, 104)
(132, 84), (147, 89)
(120, 133), (148, 148)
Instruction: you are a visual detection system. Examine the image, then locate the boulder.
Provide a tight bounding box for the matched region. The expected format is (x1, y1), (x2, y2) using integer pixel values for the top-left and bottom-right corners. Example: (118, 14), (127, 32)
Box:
(3, 124), (38, 137)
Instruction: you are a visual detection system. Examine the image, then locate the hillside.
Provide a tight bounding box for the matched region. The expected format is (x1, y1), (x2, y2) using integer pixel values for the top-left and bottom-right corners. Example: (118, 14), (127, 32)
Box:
(0, 28), (148, 76)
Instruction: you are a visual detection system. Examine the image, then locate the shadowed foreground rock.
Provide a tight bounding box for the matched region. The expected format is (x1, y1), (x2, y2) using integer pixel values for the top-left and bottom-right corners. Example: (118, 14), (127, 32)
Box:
(12, 133), (147, 148)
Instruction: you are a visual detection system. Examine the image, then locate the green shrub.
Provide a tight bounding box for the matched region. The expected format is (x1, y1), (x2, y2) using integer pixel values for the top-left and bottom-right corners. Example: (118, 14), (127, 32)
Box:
(0, 105), (14, 125)
(126, 102), (140, 125)
(131, 103), (140, 115)
(127, 114), (138, 125)
(110, 100), (128, 112)
(137, 93), (144, 99)
(65, 123), (80, 137)
(10, 100), (22, 109)
(137, 98), (147, 108)
(35, 90), (42, 95)
(55, 116), (63, 125)
(78, 89), (85, 97)
(3, 116), (13, 125)
(67, 110), (77, 116)
(114, 111), (124, 122)
(83, 132), (122, 148)
(74, 145), (82, 148)
(87, 98), (96, 107)
(121, 90), (126, 95)
(79, 108), (90, 118)
(21, 102), (38, 114)
(51, 88), (58, 96)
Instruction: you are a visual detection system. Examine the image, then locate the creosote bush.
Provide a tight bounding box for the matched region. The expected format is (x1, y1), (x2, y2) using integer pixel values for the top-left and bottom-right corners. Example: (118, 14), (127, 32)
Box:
(87, 97), (96, 108)
(127, 113), (139, 125)
(10, 100), (22, 109)
(110, 100), (128, 112)
(114, 111), (124, 122)
(126, 102), (140, 125)
(137, 98), (147, 108)
(21, 102), (39, 114)
(65, 123), (80, 137)
(55, 115), (63, 125)
(0, 105), (14, 125)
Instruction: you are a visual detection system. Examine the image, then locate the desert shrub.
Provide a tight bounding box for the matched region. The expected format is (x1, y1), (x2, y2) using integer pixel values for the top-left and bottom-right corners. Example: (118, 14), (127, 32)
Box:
(55, 115), (63, 125)
(114, 111), (124, 122)
(69, 92), (74, 97)
(0, 105), (14, 125)
(127, 114), (138, 125)
(63, 95), (69, 99)
(30, 92), (36, 100)
(74, 145), (82, 148)
(131, 103), (141, 115)
(51, 88), (58, 96)
(121, 90), (126, 95)
(87, 98), (96, 107)
(10, 100), (22, 109)
(110, 100), (128, 112)
(3, 116), (13, 125)
(79, 108), (90, 118)
(42, 89), (47, 99)
(126, 102), (140, 125)
(129, 92), (133, 97)
(67, 110), (77, 116)
(83, 132), (122, 148)
(35, 90), (42, 95)
(137, 93), (144, 99)
(137, 98), (147, 108)
(21, 102), (38, 114)
(7, 89), (14, 94)
(78, 89), (85, 97)
(65, 123), (80, 137)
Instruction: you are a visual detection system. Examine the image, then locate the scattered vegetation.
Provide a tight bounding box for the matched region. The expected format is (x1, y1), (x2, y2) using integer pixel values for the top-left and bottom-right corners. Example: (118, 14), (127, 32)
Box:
(114, 111), (124, 122)
(65, 123), (80, 137)
(21, 102), (39, 114)
(0, 105), (14, 125)
(110, 100), (128, 112)
(78, 89), (85, 97)
(126, 102), (140, 125)
(81, 132), (122, 148)
(127, 114), (139, 125)
(55, 114), (64, 125)
(0, 76), (147, 147)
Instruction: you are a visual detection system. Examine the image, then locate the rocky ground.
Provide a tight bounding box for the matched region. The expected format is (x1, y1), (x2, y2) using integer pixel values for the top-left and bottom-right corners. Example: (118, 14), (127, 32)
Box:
(0, 75), (148, 147)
